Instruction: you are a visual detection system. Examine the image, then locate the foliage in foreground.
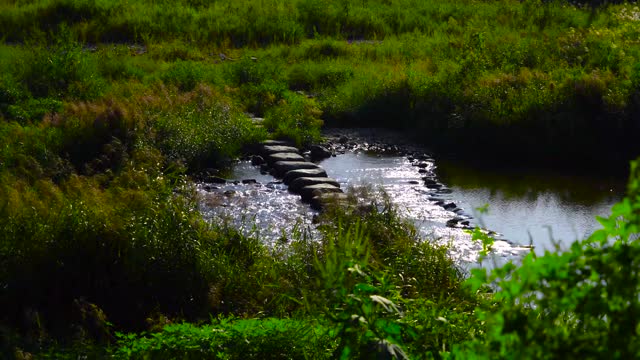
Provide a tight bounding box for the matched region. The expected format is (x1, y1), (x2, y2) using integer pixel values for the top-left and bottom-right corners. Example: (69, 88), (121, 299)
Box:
(109, 161), (640, 360)
(110, 206), (476, 359)
(114, 318), (335, 360)
(449, 160), (640, 359)
(0, 172), (478, 359)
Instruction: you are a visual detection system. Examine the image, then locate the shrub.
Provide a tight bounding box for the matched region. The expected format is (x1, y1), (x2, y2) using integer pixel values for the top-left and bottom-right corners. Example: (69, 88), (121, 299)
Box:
(0, 74), (29, 120)
(150, 85), (262, 169)
(226, 56), (284, 86)
(6, 98), (63, 124)
(0, 157), (219, 333)
(313, 188), (478, 358)
(113, 318), (335, 359)
(19, 29), (105, 101)
(287, 61), (354, 91)
(160, 61), (205, 92)
(263, 93), (323, 146)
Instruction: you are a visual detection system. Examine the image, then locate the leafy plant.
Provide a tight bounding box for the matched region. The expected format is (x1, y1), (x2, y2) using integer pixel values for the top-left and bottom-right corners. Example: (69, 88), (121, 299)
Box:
(263, 93), (323, 147)
(113, 317), (334, 359)
(456, 159), (640, 359)
(315, 222), (409, 359)
(19, 26), (105, 101)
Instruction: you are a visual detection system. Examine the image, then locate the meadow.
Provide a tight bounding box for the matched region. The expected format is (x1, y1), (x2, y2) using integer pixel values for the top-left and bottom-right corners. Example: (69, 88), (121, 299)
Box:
(1, 0), (639, 358)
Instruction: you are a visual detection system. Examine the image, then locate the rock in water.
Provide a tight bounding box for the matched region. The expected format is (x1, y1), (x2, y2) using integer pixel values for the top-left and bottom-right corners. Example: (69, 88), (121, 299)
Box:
(273, 161), (322, 176)
(289, 177), (340, 194)
(283, 168), (328, 184)
(299, 183), (342, 202)
(251, 155), (265, 165)
(261, 145), (300, 155)
(311, 193), (349, 210)
(309, 145), (332, 161)
(266, 152), (305, 165)
(443, 202), (457, 210)
(261, 140), (292, 146)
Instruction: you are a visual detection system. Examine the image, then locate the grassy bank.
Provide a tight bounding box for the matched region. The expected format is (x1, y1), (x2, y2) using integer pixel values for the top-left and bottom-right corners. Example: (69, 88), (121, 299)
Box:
(1, 0), (640, 358)
(2, 0), (639, 166)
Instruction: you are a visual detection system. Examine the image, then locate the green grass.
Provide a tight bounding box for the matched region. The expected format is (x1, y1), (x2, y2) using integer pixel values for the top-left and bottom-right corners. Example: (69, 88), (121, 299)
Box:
(2, 0), (638, 165)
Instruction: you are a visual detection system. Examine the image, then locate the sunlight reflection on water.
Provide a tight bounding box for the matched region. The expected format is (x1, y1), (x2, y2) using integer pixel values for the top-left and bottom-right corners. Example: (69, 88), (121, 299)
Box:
(198, 149), (623, 267)
(198, 152), (539, 266)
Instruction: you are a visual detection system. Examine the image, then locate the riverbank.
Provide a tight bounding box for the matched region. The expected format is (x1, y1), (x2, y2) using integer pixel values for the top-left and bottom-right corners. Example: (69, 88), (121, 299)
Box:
(1, 1), (639, 171)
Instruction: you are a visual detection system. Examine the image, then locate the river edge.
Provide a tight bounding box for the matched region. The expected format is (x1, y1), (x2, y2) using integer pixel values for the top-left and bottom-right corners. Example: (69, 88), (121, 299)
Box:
(197, 128), (540, 266)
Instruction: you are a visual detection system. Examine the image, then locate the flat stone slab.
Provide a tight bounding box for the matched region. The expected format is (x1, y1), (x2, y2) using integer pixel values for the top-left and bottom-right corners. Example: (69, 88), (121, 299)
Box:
(266, 152), (305, 165)
(310, 193), (349, 210)
(261, 140), (292, 146)
(283, 168), (328, 184)
(299, 183), (342, 202)
(261, 145), (300, 155)
(273, 161), (322, 176)
(289, 177), (340, 194)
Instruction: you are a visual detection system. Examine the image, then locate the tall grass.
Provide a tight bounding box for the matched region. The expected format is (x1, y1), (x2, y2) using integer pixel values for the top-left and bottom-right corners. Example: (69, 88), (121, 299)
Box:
(107, 188), (480, 359)
(2, 0), (638, 165)
(1, 178), (477, 357)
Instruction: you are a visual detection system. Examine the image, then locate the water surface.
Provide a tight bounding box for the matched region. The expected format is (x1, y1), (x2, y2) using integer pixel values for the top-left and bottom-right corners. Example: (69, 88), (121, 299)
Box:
(197, 147), (625, 265)
(436, 161), (624, 253)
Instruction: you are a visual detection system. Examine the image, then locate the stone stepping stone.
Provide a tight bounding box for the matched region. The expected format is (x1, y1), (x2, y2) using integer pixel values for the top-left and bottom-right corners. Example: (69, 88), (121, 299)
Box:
(266, 152), (305, 165)
(273, 161), (322, 176)
(283, 168), (328, 184)
(424, 179), (438, 186)
(299, 183), (342, 202)
(261, 140), (292, 146)
(443, 202), (457, 210)
(289, 177), (340, 194)
(446, 217), (465, 227)
(311, 193), (349, 210)
(261, 145), (300, 155)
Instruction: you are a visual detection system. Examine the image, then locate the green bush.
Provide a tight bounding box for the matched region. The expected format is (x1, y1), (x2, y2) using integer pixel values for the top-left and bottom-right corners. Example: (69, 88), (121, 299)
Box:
(0, 75), (29, 119)
(150, 85), (263, 169)
(6, 98), (63, 124)
(18, 30), (105, 101)
(263, 93), (323, 146)
(0, 155), (219, 331)
(311, 189), (479, 358)
(287, 61), (354, 91)
(114, 318), (334, 359)
(98, 47), (148, 81)
(160, 61), (205, 92)
(0, 122), (69, 181)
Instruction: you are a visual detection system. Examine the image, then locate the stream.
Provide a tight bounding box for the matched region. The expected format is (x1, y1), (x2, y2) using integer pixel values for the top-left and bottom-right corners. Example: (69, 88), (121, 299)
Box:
(197, 129), (625, 266)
